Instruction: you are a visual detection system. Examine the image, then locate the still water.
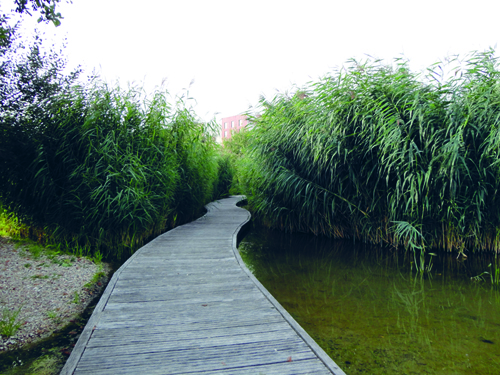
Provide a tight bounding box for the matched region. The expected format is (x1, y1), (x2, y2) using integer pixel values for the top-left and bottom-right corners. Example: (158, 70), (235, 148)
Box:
(238, 225), (500, 374)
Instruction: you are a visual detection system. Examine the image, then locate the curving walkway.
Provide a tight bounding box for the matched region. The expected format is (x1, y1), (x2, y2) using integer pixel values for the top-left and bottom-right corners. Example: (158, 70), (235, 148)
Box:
(62, 196), (345, 375)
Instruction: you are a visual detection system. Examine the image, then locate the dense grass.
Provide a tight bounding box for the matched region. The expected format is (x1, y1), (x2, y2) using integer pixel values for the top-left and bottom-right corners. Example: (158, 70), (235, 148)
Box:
(0, 34), (231, 259)
(238, 50), (500, 265)
(221, 127), (251, 195)
(0, 81), (230, 259)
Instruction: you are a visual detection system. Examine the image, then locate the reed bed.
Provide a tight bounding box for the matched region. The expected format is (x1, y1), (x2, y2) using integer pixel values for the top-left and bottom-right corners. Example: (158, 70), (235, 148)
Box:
(0, 36), (230, 260)
(238, 50), (500, 263)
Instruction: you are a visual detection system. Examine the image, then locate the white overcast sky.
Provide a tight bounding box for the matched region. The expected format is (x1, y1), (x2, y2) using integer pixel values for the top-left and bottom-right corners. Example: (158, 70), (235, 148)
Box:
(11, 0), (500, 122)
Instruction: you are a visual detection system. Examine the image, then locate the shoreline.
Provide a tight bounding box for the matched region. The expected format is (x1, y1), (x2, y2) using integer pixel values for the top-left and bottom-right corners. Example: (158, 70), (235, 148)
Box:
(0, 237), (111, 353)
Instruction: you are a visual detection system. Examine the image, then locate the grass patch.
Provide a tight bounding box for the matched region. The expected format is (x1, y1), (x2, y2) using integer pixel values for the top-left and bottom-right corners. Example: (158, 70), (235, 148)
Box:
(26, 353), (62, 375)
(30, 274), (50, 280)
(0, 307), (23, 338)
(0, 205), (24, 238)
(45, 311), (62, 325)
(83, 265), (106, 290)
(70, 292), (80, 305)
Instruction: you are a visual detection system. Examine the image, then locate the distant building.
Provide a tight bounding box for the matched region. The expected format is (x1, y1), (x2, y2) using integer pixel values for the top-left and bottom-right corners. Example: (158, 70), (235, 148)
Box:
(221, 114), (248, 141)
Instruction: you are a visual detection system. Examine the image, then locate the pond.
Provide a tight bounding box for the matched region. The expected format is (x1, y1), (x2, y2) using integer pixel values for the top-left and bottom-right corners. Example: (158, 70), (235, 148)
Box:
(238, 225), (500, 374)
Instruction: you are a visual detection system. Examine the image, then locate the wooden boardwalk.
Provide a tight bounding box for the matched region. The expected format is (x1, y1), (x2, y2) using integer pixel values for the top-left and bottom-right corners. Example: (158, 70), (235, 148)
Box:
(62, 196), (345, 375)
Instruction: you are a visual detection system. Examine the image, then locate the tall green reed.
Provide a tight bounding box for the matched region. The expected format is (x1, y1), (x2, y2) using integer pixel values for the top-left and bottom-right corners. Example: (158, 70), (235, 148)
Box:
(221, 126), (251, 195)
(0, 82), (227, 259)
(0, 28), (231, 260)
(239, 50), (500, 257)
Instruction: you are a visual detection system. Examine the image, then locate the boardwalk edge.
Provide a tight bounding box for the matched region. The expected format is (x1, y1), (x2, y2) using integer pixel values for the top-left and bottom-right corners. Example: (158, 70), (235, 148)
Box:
(228, 196), (346, 375)
(60, 213), (193, 374)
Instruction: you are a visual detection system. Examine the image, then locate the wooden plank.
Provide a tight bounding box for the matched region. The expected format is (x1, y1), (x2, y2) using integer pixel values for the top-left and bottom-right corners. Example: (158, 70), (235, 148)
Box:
(96, 305), (281, 328)
(61, 196), (345, 375)
(76, 340), (316, 372)
(87, 321), (292, 345)
(74, 359), (332, 375)
(83, 331), (305, 357)
(117, 268), (244, 280)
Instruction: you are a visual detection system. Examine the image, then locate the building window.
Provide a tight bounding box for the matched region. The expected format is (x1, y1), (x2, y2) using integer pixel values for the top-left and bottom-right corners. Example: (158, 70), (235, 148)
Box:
(239, 119), (242, 126)
(224, 122), (228, 129)
(224, 131), (227, 137)
(231, 121), (234, 128)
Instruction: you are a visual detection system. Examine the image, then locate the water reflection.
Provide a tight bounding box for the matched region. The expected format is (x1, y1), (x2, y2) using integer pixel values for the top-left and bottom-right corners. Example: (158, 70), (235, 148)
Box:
(239, 226), (500, 374)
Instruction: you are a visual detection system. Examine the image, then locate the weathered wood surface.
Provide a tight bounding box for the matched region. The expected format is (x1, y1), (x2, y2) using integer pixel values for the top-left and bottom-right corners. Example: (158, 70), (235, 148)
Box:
(62, 196), (345, 375)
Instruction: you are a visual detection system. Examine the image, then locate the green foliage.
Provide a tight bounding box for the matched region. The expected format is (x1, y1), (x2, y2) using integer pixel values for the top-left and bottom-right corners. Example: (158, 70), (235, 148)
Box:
(0, 13), (17, 54)
(83, 265), (106, 289)
(168, 110), (220, 222)
(0, 34), (226, 260)
(0, 307), (22, 337)
(46, 310), (61, 325)
(71, 291), (80, 304)
(0, 203), (23, 237)
(239, 50), (500, 255)
(1, 0), (66, 77)
(0, 82), (221, 258)
(490, 263), (500, 285)
(476, 254), (500, 286)
(211, 152), (234, 199)
(221, 127), (251, 194)
(92, 250), (103, 264)
(223, 126), (251, 157)
(13, 0), (64, 26)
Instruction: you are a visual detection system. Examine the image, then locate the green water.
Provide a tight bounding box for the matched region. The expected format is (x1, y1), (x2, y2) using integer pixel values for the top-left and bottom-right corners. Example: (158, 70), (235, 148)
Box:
(239, 226), (500, 374)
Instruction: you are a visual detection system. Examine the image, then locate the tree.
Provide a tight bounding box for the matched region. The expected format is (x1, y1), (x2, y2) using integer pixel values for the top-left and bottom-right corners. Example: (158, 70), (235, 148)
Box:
(0, 14), (17, 53)
(0, 27), (81, 168)
(1, 1), (65, 49)
(13, 0), (64, 26)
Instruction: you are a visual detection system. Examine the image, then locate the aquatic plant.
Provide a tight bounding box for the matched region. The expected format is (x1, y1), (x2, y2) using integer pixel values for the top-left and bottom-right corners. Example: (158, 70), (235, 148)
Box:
(240, 50), (500, 257)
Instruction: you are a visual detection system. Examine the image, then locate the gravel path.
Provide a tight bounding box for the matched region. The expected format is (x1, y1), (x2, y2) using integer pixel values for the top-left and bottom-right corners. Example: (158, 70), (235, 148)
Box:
(0, 237), (111, 352)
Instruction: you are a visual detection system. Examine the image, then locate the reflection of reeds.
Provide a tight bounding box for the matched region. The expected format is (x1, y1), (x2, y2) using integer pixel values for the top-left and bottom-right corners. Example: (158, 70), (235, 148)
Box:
(392, 280), (425, 339)
(239, 226), (500, 374)
(240, 50), (500, 259)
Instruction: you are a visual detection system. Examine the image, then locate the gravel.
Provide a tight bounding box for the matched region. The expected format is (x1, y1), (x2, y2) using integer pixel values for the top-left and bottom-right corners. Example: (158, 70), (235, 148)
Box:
(0, 237), (111, 352)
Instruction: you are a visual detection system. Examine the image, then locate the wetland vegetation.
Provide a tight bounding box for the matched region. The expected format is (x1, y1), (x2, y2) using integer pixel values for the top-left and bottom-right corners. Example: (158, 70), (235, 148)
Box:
(0, 29), (233, 261)
(3, 6), (500, 371)
(233, 50), (500, 272)
(228, 56), (500, 372)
